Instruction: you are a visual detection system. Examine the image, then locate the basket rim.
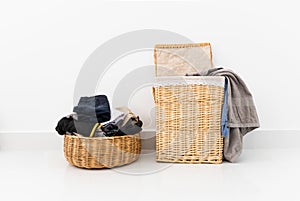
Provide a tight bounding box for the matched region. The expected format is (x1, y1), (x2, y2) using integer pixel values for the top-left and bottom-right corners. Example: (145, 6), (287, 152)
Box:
(154, 76), (225, 87)
(154, 43), (211, 49)
(64, 132), (140, 140)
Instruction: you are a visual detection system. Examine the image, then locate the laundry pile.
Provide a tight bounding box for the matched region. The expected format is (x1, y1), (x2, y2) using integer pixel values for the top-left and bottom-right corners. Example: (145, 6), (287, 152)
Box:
(55, 95), (143, 137)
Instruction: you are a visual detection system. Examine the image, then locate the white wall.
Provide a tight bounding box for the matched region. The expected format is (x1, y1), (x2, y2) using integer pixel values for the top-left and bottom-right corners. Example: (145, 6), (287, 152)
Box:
(1, 0), (300, 132)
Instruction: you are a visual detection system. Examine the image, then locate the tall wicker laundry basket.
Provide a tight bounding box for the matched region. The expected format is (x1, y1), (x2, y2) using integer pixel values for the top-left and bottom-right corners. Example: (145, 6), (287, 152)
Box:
(153, 76), (224, 164)
(64, 133), (141, 169)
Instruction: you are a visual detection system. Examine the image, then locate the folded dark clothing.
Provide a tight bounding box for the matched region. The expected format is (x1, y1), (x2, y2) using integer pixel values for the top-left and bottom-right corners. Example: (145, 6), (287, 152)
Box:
(99, 113), (143, 137)
(76, 113), (108, 124)
(74, 105), (110, 118)
(55, 116), (77, 135)
(73, 95), (111, 123)
(100, 123), (120, 136)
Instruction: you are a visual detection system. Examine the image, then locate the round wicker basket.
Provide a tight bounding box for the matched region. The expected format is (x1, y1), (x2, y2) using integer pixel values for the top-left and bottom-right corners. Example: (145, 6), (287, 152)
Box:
(64, 133), (141, 169)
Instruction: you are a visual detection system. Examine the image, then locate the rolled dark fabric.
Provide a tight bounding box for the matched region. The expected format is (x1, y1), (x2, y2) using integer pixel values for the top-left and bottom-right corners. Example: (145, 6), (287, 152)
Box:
(100, 123), (120, 136)
(73, 95), (111, 123)
(99, 113), (143, 137)
(55, 116), (77, 135)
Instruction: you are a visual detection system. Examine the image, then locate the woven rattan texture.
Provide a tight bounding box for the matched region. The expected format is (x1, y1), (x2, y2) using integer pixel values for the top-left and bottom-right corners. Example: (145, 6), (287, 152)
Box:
(154, 43), (213, 76)
(64, 133), (141, 169)
(153, 83), (224, 164)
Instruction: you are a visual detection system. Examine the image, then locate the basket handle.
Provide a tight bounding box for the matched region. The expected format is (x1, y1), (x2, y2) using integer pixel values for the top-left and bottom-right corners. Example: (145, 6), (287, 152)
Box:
(152, 87), (156, 102)
(89, 123), (101, 137)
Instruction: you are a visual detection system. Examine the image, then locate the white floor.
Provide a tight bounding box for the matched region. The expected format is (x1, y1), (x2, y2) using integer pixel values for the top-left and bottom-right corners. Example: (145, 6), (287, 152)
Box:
(0, 131), (300, 201)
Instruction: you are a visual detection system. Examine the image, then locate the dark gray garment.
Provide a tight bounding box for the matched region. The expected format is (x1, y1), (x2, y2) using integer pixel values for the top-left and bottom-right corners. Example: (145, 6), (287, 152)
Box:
(192, 68), (260, 162)
(93, 112), (143, 137)
(113, 113), (142, 135)
(73, 95), (111, 123)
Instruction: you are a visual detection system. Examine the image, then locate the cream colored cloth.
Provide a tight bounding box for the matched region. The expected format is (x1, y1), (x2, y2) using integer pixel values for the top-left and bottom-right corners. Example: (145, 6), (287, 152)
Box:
(154, 43), (213, 76)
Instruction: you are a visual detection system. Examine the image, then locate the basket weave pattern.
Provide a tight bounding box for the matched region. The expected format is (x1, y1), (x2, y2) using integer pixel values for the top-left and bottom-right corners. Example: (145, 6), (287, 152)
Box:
(64, 133), (141, 169)
(154, 43), (213, 76)
(154, 82), (224, 164)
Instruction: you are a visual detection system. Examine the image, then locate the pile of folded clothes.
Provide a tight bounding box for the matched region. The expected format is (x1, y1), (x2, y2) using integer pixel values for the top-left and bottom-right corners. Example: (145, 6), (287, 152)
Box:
(55, 95), (143, 137)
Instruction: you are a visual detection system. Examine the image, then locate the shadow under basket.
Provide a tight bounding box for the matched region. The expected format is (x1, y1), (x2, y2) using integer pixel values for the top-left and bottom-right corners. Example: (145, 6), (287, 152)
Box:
(64, 133), (141, 169)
